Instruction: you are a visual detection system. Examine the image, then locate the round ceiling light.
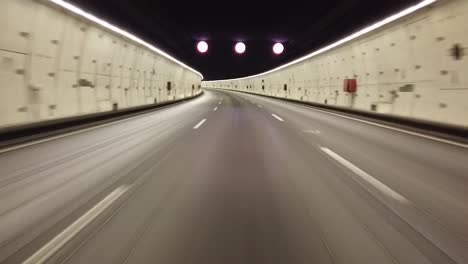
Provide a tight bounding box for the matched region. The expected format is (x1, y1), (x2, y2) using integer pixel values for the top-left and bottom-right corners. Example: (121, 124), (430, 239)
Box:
(234, 42), (246, 54)
(273, 43), (284, 55)
(197, 41), (208, 53)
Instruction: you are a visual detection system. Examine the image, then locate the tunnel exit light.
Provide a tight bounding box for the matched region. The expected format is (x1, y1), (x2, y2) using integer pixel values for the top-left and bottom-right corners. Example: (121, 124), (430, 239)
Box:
(197, 41), (208, 53)
(235, 42), (246, 54)
(273, 43), (284, 55)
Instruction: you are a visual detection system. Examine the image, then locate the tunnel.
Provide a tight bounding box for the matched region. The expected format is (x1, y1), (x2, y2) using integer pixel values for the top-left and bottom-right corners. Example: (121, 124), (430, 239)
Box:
(0, 0), (467, 263)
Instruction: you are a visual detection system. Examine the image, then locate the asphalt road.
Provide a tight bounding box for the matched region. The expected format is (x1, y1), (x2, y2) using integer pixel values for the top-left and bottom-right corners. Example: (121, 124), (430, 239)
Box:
(0, 89), (467, 264)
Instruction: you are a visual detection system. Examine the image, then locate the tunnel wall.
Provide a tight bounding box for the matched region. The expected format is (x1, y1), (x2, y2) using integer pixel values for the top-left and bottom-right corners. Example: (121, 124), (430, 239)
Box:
(0, 0), (202, 128)
(204, 0), (468, 127)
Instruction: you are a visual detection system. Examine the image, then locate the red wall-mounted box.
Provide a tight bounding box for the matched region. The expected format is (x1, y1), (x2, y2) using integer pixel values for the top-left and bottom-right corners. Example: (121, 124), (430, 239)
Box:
(343, 79), (357, 93)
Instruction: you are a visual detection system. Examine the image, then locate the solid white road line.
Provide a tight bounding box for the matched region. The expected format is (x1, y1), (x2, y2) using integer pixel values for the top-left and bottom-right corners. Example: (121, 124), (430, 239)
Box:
(299, 105), (468, 149)
(271, 114), (284, 122)
(213, 107), (218, 111)
(193, 119), (207, 129)
(0, 100), (198, 154)
(23, 185), (130, 264)
(320, 147), (407, 202)
(236, 90), (468, 148)
(0, 112), (158, 155)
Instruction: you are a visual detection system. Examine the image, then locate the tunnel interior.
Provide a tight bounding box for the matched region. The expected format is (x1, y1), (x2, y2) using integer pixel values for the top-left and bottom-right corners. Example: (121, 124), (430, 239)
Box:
(0, 0), (467, 264)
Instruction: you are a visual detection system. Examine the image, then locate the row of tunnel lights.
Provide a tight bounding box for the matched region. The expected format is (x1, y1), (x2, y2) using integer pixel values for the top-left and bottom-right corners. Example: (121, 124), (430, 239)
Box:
(196, 41), (285, 55)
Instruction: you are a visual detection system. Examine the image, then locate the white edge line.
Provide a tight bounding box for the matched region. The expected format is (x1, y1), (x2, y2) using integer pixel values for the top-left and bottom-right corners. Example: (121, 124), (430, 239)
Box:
(221, 89), (468, 148)
(320, 147), (407, 203)
(213, 107), (218, 111)
(0, 112), (150, 154)
(193, 118), (207, 129)
(301, 105), (468, 149)
(0, 100), (189, 154)
(203, 0), (436, 82)
(48, 0), (203, 79)
(271, 114), (284, 122)
(23, 185), (130, 264)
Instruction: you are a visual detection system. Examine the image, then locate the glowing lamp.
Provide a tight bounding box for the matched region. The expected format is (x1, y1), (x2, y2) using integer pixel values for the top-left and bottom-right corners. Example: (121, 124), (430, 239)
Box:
(197, 41), (208, 53)
(273, 43), (284, 55)
(235, 42), (246, 54)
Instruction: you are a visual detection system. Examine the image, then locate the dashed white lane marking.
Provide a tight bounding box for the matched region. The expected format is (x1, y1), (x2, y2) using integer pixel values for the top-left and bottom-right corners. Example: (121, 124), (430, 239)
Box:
(271, 114), (284, 122)
(193, 119), (207, 129)
(298, 105), (468, 149)
(213, 107), (218, 111)
(303, 129), (320, 134)
(218, 102), (222, 105)
(23, 185), (130, 264)
(257, 104), (263, 108)
(320, 147), (407, 202)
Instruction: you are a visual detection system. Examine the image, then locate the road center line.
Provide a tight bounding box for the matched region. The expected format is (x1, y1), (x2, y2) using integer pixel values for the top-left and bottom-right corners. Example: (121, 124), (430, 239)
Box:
(320, 147), (407, 202)
(193, 118), (207, 129)
(23, 185), (130, 264)
(272, 114), (284, 122)
(213, 107), (218, 111)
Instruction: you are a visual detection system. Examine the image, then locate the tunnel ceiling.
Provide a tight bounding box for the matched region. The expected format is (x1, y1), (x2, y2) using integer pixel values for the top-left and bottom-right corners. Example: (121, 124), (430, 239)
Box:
(67, 0), (421, 80)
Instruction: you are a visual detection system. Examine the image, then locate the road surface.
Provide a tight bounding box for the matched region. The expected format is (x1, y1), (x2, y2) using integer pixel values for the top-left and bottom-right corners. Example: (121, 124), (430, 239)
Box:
(0, 89), (467, 264)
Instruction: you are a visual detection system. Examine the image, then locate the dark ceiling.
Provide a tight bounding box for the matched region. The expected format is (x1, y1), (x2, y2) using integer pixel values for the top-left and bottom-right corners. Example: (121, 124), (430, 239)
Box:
(68, 0), (421, 80)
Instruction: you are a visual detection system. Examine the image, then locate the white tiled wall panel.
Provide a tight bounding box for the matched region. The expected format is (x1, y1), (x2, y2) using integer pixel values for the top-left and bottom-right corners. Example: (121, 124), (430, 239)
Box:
(205, 0), (468, 126)
(0, 0), (202, 127)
